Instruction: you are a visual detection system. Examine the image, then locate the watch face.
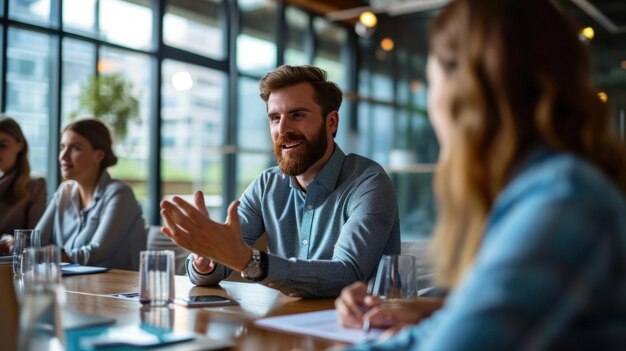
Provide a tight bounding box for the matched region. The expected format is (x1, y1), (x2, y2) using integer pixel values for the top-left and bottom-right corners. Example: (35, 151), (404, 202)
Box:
(245, 266), (262, 279)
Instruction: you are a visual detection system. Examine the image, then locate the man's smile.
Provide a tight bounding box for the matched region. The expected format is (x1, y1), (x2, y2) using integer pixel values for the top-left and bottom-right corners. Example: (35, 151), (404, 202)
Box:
(281, 141), (303, 150)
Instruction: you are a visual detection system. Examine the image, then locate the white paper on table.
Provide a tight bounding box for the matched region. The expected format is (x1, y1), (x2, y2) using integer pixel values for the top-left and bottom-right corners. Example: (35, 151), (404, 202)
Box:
(254, 309), (384, 344)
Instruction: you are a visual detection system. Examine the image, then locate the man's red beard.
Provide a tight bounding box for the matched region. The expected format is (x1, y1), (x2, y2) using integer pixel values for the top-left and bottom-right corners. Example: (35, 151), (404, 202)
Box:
(273, 123), (328, 176)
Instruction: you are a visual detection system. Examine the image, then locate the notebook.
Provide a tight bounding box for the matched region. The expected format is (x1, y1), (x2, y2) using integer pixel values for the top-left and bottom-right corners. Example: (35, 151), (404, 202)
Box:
(63, 309), (116, 330)
(76, 325), (233, 350)
(61, 264), (109, 276)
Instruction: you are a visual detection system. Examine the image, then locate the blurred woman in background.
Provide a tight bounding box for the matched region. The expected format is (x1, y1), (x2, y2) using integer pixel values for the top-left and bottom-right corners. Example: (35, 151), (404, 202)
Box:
(37, 118), (146, 270)
(0, 116), (46, 254)
(337, 0), (626, 349)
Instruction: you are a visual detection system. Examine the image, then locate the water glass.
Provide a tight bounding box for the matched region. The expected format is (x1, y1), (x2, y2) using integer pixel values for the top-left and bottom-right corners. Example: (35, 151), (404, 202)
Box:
(18, 245), (64, 351)
(140, 305), (174, 331)
(13, 229), (41, 277)
(371, 255), (418, 300)
(139, 250), (175, 306)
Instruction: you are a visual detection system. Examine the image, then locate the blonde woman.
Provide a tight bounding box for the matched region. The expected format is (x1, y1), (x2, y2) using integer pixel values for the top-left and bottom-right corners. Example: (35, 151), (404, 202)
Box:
(36, 119), (146, 270)
(0, 116), (46, 253)
(336, 0), (626, 349)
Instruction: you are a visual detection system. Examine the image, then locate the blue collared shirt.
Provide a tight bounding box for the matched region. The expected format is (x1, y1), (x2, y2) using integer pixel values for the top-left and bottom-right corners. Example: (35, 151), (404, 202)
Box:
(36, 171), (146, 270)
(347, 149), (626, 350)
(188, 144), (401, 297)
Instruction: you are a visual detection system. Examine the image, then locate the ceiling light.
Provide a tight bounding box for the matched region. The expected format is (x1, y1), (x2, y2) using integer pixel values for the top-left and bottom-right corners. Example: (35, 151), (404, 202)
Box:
(598, 91), (608, 103)
(380, 38), (394, 51)
(581, 26), (595, 40)
(359, 11), (377, 28)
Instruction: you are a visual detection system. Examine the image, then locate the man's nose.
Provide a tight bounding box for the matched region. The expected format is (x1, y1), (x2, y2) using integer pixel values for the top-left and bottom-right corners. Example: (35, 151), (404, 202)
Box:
(276, 117), (291, 136)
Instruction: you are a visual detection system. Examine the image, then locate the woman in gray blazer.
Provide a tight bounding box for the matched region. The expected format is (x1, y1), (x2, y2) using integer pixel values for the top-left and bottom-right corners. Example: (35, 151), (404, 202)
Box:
(36, 119), (146, 270)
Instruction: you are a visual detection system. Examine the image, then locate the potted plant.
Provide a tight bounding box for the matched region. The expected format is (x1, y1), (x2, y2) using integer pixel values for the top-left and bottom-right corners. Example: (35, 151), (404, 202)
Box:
(69, 73), (140, 141)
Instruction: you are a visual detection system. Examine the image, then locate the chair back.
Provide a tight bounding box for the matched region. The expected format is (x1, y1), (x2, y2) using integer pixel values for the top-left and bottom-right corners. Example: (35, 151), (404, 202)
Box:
(146, 225), (190, 276)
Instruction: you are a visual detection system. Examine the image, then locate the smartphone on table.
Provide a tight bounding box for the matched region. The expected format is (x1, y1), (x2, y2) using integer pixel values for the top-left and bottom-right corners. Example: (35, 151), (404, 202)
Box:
(174, 295), (239, 307)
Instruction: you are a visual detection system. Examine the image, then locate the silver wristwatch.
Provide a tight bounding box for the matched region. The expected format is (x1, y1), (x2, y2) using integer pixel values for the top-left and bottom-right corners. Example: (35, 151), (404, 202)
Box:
(241, 249), (264, 281)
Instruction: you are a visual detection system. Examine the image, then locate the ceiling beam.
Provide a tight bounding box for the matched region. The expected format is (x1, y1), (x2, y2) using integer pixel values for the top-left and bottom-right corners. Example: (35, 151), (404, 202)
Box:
(282, 0), (365, 17)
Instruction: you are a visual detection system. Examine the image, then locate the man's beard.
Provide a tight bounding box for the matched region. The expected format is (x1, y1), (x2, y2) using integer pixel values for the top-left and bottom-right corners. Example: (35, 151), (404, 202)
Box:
(273, 123), (328, 176)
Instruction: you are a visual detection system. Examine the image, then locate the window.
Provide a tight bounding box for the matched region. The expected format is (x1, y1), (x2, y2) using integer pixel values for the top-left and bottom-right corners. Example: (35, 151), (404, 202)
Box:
(237, 76), (270, 151)
(61, 39), (96, 124)
(313, 18), (346, 85)
(237, 0), (276, 76)
(6, 28), (51, 176)
(0, 0), (452, 241)
(161, 59), (226, 218)
(9, 0), (52, 26)
(164, 0), (224, 59)
(285, 6), (308, 66)
(63, 0), (96, 34)
(100, 0), (153, 50)
(99, 47), (152, 209)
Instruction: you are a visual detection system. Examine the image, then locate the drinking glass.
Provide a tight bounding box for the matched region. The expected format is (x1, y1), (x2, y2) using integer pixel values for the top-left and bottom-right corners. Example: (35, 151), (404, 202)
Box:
(138, 250), (175, 306)
(18, 245), (64, 351)
(13, 229), (41, 277)
(371, 255), (418, 300)
(140, 305), (174, 331)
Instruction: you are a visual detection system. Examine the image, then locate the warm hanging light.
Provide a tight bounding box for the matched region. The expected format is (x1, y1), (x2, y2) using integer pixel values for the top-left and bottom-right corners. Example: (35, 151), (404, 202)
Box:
(359, 11), (377, 28)
(380, 38), (394, 52)
(598, 91), (608, 103)
(581, 26), (595, 40)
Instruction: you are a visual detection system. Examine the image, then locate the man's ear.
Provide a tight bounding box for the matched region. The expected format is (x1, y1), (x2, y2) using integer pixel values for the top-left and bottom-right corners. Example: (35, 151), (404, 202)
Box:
(326, 111), (339, 136)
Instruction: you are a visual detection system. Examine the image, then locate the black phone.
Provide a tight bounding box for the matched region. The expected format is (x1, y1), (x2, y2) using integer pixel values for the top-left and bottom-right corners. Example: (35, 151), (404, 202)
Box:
(174, 295), (239, 307)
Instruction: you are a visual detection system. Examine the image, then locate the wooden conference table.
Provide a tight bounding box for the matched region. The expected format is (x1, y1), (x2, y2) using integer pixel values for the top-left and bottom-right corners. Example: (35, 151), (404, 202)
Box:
(64, 269), (344, 350)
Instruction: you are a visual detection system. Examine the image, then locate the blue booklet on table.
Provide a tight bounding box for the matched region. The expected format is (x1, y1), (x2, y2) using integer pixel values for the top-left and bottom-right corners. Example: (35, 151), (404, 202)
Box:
(61, 264), (109, 276)
(74, 324), (233, 350)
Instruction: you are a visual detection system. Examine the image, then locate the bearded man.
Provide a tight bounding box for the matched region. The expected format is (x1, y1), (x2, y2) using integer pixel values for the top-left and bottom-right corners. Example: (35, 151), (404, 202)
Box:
(160, 65), (400, 298)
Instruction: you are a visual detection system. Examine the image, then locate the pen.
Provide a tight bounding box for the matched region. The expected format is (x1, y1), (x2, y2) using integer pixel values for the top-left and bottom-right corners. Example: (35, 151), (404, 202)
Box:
(362, 318), (371, 334)
(362, 280), (374, 334)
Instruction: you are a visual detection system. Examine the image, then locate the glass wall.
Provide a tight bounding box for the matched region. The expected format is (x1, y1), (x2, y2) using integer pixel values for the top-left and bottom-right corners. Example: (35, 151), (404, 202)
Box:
(6, 28), (51, 176)
(164, 0), (225, 59)
(284, 6), (308, 66)
(1, 0), (449, 242)
(161, 60), (226, 218)
(237, 0), (276, 76)
(1, 0), (622, 244)
(99, 47), (152, 208)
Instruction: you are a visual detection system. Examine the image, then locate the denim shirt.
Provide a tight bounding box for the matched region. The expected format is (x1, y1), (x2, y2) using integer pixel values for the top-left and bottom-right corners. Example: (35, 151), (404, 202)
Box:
(188, 144), (401, 297)
(36, 171), (146, 270)
(347, 149), (626, 350)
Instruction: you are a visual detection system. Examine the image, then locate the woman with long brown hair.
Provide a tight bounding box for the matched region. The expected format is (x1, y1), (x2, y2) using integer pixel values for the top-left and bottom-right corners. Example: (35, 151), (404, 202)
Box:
(36, 118), (146, 270)
(0, 116), (46, 252)
(336, 0), (626, 349)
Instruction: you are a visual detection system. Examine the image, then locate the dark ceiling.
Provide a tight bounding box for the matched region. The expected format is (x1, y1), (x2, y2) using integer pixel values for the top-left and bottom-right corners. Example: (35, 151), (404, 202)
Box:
(287, 0), (626, 92)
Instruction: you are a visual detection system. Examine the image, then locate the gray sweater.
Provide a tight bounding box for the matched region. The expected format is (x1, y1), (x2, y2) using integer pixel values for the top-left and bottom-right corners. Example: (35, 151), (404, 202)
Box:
(36, 171), (146, 270)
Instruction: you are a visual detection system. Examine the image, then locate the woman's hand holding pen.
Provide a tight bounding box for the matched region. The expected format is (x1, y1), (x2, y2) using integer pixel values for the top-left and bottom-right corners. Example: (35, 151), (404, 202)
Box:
(335, 281), (382, 329)
(335, 281), (442, 337)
